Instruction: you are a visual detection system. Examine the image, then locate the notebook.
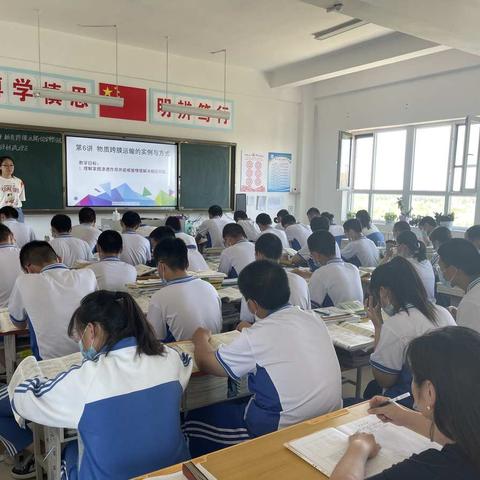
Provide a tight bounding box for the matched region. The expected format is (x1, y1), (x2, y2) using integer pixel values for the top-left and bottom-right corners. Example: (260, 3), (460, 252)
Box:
(285, 416), (441, 478)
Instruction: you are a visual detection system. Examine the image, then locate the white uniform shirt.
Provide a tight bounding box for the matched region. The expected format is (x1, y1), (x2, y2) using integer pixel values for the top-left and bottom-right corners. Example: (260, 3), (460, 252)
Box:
(197, 217), (233, 248)
(120, 231), (151, 266)
(240, 271), (310, 322)
(237, 219), (260, 242)
(407, 258), (436, 303)
(216, 306), (342, 436)
(370, 305), (455, 376)
(71, 223), (102, 250)
(297, 242), (341, 264)
(87, 257), (137, 291)
(176, 232), (197, 248)
(12, 339), (192, 479)
(309, 258), (364, 308)
(0, 244), (21, 307)
(50, 234), (93, 268)
(341, 236), (380, 267)
(187, 248), (209, 272)
(2, 219), (36, 248)
(218, 240), (255, 278)
(457, 278), (480, 333)
(258, 227), (289, 249)
(0, 177), (25, 208)
(147, 276), (222, 342)
(285, 224), (312, 251)
(329, 225), (345, 237)
(9, 264), (98, 359)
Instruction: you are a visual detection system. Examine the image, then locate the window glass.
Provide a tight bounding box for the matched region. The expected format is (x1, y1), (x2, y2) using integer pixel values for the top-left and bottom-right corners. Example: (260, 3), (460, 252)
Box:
(373, 130), (406, 190)
(353, 136), (373, 189)
(450, 196), (476, 227)
(411, 195), (445, 218)
(351, 193), (369, 213)
(372, 194), (399, 221)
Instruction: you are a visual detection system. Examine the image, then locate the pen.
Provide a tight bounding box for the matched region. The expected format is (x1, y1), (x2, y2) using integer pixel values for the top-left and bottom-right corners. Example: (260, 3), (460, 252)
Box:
(376, 392), (411, 408)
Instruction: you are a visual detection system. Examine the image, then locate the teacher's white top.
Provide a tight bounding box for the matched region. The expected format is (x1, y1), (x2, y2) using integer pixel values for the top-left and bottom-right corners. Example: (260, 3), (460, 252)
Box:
(0, 177), (25, 208)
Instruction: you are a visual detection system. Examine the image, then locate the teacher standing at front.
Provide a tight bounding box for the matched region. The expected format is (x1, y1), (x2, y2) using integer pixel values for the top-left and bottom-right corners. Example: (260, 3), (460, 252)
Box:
(0, 156), (26, 222)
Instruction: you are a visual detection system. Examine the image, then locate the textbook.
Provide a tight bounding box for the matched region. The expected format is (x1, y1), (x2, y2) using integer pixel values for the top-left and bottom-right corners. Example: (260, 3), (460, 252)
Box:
(218, 286), (243, 302)
(314, 307), (358, 322)
(326, 321), (375, 351)
(0, 308), (19, 333)
(135, 264), (158, 277)
(336, 300), (366, 315)
(285, 416), (441, 478)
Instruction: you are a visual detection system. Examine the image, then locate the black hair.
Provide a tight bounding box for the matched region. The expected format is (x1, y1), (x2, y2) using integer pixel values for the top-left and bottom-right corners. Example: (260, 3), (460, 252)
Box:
(306, 207), (320, 217)
(97, 230), (122, 254)
(407, 326), (480, 472)
(255, 233), (282, 261)
(122, 211), (141, 229)
(275, 209), (289, 220)
(78, 207), (96, 224)
(234, 210), (248, 222)
(393, 221), (411, 235)
(429, 226), (452, 245)
(256, 213), (272, 226)
(320, 212), (334, 224)
(149, 226), (175, 244)
(0, 224), (13, 243)
(208, 205), (223, 217)
(343, 218), (362, 233)
(51, 214), (72, 233)
(310, 215), (330, 232)
(153, 237), (188, 270)
(68, 290), (164, 357)
(238, 260), (290, 310)
(20, 241), (58, 269)
(438, 239), (480, 276)
(223, 223), (246, 239)
(281, 214), (296, 228)
(465, 225), (480, 241)
(165, 216), (181, 233)
(418, 216), (437, 228)
(0, 206), (19, 219)
(355, 210), (372, 230)
(0, 156), (14, 173)
(370, 256), (437, 323)
(307, 230), (336, 257)
(397, 230), (427, 262)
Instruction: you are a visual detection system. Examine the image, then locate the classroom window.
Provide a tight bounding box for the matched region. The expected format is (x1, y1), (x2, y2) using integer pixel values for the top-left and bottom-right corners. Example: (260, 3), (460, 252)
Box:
(372, 194), (399, 221)
(410, 195), (445, 217)
(449, 196), (476, 227)
(351, 193), (369, 213)
(373, 130), (406, 190)
(353, 135), (373, 190)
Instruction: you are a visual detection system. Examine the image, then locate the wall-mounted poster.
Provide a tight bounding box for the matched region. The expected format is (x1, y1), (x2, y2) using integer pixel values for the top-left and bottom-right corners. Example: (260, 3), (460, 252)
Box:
(240, 152), (267, 192)
(268, 152), (292, 192)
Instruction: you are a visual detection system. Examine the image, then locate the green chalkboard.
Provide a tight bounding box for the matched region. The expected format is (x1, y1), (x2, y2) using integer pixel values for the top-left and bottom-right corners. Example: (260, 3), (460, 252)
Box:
(0, 128), (63, 209)
(179, 142), (234, 209)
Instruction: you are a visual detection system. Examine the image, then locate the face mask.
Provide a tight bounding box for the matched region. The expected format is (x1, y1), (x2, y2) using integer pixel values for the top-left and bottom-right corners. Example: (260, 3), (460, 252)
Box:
(79, 328), (97, 360)
(382, 304), (396, 317)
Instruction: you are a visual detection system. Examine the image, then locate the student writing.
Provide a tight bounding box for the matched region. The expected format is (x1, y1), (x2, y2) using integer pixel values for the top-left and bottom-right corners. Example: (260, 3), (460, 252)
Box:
(0, 224), (20, 308)
(119, 211), (151, 266)
(196, 205), (233, 248)
(165, 216), (197, 248)
(0, 206), (36, 248)
(71, 207), (102, 251)
(233, 210), (259, 242)
(341, 219), (379, 268)
(256, 213), (289, 249)
(218, 223), (255, 278)
(281, 214), (311, 251)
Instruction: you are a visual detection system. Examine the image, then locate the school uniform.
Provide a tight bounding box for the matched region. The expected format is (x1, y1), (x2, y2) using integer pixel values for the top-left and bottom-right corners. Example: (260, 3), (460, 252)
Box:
(309, 258), (364, 308)
(8, 263), (98, 360)
(284, 223), (312, 251)
(50, 234), (93, 268)
(119, 231), (151, 266)
(237, 219), (260, 242)
(370, 305), (455, 401)
(187, 248), (209, 272)
(239, 271), (310, 322)
(176, 231), (197, 249)
(71, 223), (102, 251)
(147, 276), (222, 342)
(257, 226), (289, 249)
(329, 224), (345, 245)
(12, 339), (192, 479)
(87, 257), (137, 292)
(0, 244), (21, 308)
(197, 217), (233, 248)
(368, 444), (478, 480)
(407, 258), (436, 303)
(341, 236), (380, 267)
(218, 240), (255, 278)
(456, 277), (480, 333)
(2, 218), (36, 248)
(183, 305), (342, 457)
(297, 242), (341, 271)
(362, 225), (385, 246)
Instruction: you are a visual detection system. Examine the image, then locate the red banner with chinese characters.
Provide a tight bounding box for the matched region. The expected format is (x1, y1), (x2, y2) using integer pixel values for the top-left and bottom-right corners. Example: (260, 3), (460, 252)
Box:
(98, 83), (147, 121)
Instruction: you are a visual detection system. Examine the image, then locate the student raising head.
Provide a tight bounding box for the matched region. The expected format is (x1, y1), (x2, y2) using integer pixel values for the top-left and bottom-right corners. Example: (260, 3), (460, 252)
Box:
(331, 327), (480, 480)
(184, 260), (342, 457)
(87, 230), (137, 291)
(321, 211), (344, 238)
(465, 224), (480, 252)
(341, 219), (379, 268)
(233, 210), (260, 242)
(71, 207), (101, 250)
(281, 214), (311, 251)
(238, 233), (310, 327)
(418, 215), (437, 246)
(147, 237), (222, 342)
(438, 238), (480, 333)
(396, 230), (436, 303)
(165, 216), (197, 248)
(392, 220), (411, 241)
(366, 257), (455, 405)
(120, 211), (151, 266)
(274, 209), (289, 230)
(11, 290), (192, 479)
(218, 223), (255, 278)
(306, 207), (321, 222)
(355, 210), (385, 246)
(0, 223), (20, 308)
(0, 205), (36, 248)
(255, 212), (289, 248)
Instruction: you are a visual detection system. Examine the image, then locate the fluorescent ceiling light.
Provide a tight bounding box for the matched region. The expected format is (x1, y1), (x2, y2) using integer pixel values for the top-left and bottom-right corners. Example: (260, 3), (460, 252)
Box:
(160, 103), (230, 120)
(32, 88), (125, 108)
(313, 18), (368, 40)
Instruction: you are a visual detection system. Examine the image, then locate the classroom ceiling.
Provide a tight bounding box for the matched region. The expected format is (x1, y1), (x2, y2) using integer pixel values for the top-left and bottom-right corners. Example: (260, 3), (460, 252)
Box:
(0, 0), (391, 71)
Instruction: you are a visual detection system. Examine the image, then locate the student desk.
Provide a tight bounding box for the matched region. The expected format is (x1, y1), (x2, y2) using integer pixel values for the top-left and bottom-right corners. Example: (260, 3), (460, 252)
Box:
(0, 309), (29, 382)
(436, 282), (464, 306)
(137, 403), (370, 479)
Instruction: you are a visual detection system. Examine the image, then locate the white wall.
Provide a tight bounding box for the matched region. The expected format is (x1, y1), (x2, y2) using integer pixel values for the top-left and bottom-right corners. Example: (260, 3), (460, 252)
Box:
(0, 20), (301, 237)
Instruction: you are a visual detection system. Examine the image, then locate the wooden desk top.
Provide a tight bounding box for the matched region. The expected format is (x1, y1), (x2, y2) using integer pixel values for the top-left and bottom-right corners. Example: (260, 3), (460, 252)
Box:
(137, 403), (370, 479)
(0, 310), (28, 336)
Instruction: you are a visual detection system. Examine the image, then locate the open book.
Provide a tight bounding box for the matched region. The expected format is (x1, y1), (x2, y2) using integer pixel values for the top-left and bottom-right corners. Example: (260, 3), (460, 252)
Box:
(285, 416), (441, 478)
(326, 322), (375, 351)
(0, 308), (20, 333)
(135, 264), (158, 277)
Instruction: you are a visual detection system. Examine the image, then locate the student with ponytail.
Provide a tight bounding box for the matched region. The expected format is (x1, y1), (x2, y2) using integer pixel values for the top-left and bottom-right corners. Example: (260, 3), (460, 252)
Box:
(396, 230), (436, 303)
(11, 290), (192, 480)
